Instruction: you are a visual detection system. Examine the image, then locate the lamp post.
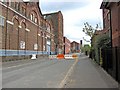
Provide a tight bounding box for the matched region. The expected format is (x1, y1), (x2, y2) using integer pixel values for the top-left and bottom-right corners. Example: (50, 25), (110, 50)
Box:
(63, 43), (65, 54)
(55, 44), (57, 55)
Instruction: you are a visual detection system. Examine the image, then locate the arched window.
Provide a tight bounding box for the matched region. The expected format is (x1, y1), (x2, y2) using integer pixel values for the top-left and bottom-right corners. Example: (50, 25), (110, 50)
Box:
(30, 14), (33, 21)
(22, 7), (26, 16)
(33, 13), (35, 20)
(15, 2), (19, 11)
(29, 11), (38, 24)
(35, 17), (37, 23)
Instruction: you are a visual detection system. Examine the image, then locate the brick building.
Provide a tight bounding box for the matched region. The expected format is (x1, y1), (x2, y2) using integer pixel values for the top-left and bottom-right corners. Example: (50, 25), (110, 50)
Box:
(0, 1), (55, 61)
(100, 2), (120, 86)
(71, 41), (80, 53)
(100, 2), (120, 47)
(43, 11), (64, 54)
(63, 37), (71, 54)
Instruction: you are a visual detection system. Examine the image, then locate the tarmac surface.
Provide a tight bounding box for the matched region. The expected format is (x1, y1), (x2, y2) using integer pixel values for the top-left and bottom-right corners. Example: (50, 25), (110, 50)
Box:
(64, 55), (119, 88)
(1, 54), (119, 89)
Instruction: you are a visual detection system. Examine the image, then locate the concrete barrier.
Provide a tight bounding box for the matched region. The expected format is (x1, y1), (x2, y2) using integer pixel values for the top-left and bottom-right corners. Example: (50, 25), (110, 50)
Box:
(49, 55), (57, 60)
(64, 55), (74, 59)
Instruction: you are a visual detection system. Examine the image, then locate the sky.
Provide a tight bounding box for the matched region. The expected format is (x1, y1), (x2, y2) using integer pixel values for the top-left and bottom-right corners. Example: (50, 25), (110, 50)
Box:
(40, 0), (103, 44)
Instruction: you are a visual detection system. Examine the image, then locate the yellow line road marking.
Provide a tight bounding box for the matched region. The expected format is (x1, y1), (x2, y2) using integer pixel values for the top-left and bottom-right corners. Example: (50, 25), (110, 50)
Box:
(59, 58), (78, 88)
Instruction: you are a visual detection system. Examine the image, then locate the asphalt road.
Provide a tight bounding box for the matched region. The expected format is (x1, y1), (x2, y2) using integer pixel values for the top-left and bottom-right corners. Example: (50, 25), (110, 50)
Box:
(2, 54), (119, 88)
(2, 58), (75, 88)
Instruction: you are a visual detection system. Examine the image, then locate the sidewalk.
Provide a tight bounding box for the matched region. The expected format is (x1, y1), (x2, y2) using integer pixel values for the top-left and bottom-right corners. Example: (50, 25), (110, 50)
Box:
(64, 55), (119, 88)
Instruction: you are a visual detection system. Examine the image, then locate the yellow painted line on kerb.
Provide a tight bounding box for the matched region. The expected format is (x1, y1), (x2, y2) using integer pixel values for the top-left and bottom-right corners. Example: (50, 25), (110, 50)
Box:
(59, 57), (78, 88)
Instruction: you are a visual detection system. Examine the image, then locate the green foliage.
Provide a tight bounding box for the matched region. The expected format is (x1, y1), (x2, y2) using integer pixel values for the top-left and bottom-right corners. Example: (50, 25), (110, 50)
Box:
(83, 22), (99, 38)
(82, 44), (91, 52)
(92, 33), (111, 63)
(95, 33), (110, 48)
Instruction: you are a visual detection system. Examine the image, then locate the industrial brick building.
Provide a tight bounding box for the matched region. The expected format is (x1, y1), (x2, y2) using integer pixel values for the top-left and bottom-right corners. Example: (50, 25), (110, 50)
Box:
(0, 1), (56, 61)
(63, 37), (71, 54)
(43, 11), (64, 54)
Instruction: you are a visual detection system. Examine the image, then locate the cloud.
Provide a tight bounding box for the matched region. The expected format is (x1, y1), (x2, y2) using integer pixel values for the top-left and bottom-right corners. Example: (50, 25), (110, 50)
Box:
(40, 1), (90, 13)
(40, 0), (103, 44)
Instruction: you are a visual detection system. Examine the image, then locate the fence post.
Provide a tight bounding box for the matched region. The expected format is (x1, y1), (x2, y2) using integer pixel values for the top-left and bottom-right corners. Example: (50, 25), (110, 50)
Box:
(115, 47), (118, 81)
(118, 48), (120, 89)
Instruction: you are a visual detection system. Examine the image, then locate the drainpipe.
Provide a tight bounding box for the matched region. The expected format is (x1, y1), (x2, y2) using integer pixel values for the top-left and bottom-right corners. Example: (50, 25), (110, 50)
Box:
(5, 2), (8, 56)
(108, 9), (112, 48)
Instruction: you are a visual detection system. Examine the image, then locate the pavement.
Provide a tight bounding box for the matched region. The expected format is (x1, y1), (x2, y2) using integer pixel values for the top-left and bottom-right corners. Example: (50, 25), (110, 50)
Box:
(64, 55), (119, 88)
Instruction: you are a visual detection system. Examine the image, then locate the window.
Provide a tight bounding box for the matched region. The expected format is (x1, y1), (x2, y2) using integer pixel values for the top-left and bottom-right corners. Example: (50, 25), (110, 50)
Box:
(0, 16), (4, 26)
(20, 41), (25, 49)
(33, 13), (35, 20)
(34, 17), (37, 23)
(107, 13), (110, 21)
(9, 0), (11, 6)
(22, 7), (26, 15)
(30, 14), (33, 20)
(34, 44), (38, 50)
(11, 2), (15, 8)
(2, 0), (7, 5)
(47, 25), (50, 32)
(15, 3), (19, 11)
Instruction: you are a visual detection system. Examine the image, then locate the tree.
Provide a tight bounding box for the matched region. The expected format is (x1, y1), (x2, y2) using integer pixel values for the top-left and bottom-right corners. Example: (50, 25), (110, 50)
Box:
(83, 22), (99, 42)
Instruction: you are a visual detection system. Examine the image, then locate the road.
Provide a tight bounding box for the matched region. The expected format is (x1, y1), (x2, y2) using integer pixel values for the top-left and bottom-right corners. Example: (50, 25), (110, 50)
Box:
(2, 57), (76, 88)
(2, 54), (119, 88)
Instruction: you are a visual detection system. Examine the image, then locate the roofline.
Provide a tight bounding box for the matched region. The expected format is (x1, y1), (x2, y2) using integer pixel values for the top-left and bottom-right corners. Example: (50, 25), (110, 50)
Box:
(100, 1), (112, 9)
(71, 41), (79, 44)
(37, 2), (43, 16)
(43, 11), (62, 16)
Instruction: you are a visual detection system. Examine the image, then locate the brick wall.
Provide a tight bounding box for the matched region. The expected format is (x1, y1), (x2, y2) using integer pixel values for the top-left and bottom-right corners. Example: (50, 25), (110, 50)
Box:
(64, 37), (71, 54)
(0, 1), (56, 61)
(110, 3), (119, 47)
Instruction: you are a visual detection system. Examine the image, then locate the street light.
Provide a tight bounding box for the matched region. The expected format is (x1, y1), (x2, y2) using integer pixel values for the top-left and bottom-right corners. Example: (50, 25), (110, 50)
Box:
(63, 43), (65, 54)
(55, 44), (57, 55)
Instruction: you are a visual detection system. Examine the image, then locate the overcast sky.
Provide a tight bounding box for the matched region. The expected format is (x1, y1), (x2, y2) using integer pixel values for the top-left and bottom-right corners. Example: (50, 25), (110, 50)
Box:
(40, 0), (103, 44)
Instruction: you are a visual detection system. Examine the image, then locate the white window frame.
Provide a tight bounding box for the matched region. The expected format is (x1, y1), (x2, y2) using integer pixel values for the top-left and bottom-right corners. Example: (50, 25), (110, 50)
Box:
(34, 44), (38, 50)
(20, 41), (25, 49)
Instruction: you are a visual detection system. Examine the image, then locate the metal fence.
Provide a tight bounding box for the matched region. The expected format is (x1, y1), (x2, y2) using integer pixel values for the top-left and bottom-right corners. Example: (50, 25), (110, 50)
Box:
(101, 47), (120, 84)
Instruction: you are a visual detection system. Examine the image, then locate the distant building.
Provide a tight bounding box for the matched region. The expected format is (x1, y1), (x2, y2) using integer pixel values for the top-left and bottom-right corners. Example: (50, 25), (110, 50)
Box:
(63, 37), (71, 54)
(43, 11), (64, 54)
(71, 41), (80, 53)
